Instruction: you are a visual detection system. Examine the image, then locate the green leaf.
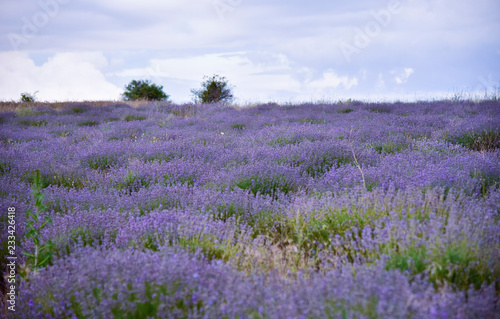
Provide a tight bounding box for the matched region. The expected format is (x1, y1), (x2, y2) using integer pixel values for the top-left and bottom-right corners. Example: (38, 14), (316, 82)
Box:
(31, 214), (40, 223)
(38, 255), (52, 266)
(40, 218), (52, 229)
(26, 229), (37, 236)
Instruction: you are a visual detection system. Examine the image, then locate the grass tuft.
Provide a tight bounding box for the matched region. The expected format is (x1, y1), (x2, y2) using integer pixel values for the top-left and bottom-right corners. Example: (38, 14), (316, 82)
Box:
(448, 129), (500, 152)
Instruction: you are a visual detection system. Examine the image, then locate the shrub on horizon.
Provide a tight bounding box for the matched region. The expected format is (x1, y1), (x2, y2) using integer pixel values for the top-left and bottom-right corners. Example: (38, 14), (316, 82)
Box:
(123, 80), (169, 102)
(20, 91), (37, 103)
(191, 74), (234, 104)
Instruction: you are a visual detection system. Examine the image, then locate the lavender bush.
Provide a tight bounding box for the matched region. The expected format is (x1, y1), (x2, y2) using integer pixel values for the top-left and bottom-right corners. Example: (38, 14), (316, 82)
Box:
(0, 100), (499, 318)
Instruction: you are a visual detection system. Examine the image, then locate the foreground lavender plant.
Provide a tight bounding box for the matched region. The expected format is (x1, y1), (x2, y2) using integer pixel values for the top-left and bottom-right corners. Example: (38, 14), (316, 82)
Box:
(22, 170), (53, 278)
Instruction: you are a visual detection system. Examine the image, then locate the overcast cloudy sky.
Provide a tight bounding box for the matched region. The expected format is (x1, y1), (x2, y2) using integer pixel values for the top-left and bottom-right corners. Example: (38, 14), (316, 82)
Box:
(0, 0), (499, 103)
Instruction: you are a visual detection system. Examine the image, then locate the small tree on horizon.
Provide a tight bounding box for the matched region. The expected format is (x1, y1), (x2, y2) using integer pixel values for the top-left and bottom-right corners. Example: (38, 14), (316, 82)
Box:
(20, 91), (38, 103)
(123, 79), (169, 101)
(191, 74), (234, 104)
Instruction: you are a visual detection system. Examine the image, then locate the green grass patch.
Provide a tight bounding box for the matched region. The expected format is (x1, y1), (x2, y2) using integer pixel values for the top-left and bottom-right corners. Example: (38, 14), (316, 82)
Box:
(176, 235), (240, 262)
(16, 107), (36, 116)
(280, 154), (351, 178)
(56, 130), (72, 137)
(18, 119), (48, 127)
(44, 198), (74, 215)
(24, 171), (85, 189)
(57, 227), (116, 258)
(112, 171), (151, 194)
(368, 106), (391, 113)
(325, 296), (379, 319)
(248, 207), (381, 260)
(170, 108), (194, 118)
(338, 108), (354, 113)
(234, 175), (296, 199)
(269, 136), (302, 147)
(0, 161), (12, 176)
(231, 124), (246, 130)
(84, 155), (119, 171)
(471, 170), (500, 196)
(163, 173), (196, 187)
(385, 240), (499, 291)
(385, 244), (428, 274)
(447, 129), (500, 152)
(29, 227), (109, 272)
(300, 118), (326, 124)
(248, 204), (437, 267)
(210, 202), (246, 222)
(104, 118), (120, 123)
(110, 281), (203, 319)
(125, 115), (147, 122)
(142, 153), (178, 164)
(404, 132), (430, 140)
(209, 206), (279, 241)
(303, 155), (351, 178)
(77, 120), (99, 127)
(372, 142), (405, 154)
(71, 105), (90, 114)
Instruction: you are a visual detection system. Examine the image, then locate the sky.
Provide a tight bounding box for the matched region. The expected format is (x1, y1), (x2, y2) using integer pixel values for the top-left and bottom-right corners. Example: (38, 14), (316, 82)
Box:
(0, 0), (499, 104)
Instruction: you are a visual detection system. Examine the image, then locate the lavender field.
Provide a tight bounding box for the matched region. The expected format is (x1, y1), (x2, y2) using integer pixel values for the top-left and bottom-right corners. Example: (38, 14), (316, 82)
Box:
(1, 100), (500, 318)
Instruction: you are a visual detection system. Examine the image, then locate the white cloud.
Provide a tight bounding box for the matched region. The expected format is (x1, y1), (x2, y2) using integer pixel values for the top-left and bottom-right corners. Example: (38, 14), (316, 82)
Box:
(376, 73), (385, 89)
(0, 51), (122, 101)
(393, 68), (414, 85)
(308, 70), (358, 90)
